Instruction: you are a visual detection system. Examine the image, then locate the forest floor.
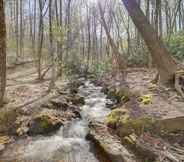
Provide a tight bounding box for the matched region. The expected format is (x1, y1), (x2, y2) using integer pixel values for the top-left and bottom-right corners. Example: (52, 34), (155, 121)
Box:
(1, 64), (184, 161)
(5, 62), (63, 111)
(125, 68), (184, 119)
(92, 68), (184, 161)
(5, 62), (184, 120)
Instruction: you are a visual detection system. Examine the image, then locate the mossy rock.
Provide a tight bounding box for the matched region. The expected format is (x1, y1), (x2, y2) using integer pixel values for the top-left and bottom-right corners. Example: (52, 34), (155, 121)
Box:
(28, 113), (63, 135)
(106, 108), (130, 129)
(106, 108), (155, 137)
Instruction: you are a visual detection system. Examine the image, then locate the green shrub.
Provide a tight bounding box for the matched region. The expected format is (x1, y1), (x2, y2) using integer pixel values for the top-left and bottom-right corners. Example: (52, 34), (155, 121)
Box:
(166, 30), (184, 60)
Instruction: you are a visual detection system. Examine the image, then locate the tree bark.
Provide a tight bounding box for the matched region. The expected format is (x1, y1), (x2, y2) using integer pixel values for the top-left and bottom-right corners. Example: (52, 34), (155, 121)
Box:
(121, 0), (178, 84)
(0, 0), (6, 107)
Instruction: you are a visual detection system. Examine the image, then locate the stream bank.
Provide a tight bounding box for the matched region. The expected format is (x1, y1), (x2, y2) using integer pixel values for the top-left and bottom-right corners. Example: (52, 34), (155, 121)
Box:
(1, 71), (184, 162)
(91, 70), (184, 162)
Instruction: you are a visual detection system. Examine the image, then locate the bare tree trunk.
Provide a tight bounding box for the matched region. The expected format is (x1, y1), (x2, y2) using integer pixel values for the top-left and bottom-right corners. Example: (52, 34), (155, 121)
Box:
(86, 6), (91, 72)
(0, 0), (6, 107)
(37, 0), (45, 80)
(48, 0), (55, 91)
(19, 0), (23, 58)
(65, 0), (72, 62)
(15, 0), (19, 62)
(122, 0), (178, 85)
(98, 2), (127, 78)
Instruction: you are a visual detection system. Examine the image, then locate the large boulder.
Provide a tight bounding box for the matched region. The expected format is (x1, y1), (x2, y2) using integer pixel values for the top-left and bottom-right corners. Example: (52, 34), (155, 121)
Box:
(106, 108), (155, 137)
(28, 111), (63, 135)
(106, 108), (130, 129)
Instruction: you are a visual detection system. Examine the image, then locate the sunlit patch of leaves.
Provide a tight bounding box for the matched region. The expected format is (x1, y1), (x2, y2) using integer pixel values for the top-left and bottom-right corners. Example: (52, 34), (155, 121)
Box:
(139, 94), (153, 105)
(166, 30), (184, 60)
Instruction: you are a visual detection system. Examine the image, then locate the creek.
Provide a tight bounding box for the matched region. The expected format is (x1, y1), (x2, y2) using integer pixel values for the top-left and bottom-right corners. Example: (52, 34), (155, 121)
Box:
(0, 81), (112, 162)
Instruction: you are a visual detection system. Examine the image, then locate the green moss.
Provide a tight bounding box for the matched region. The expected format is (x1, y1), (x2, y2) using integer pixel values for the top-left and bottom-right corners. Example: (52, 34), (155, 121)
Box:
(39, 116), (50, 129)
(139, 94), (153, 105)
(106, 108), (155, 137)
(106, 108), (130, 128)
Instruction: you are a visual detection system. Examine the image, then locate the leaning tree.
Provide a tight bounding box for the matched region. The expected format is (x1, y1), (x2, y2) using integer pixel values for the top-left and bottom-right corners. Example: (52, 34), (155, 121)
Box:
(121, 0), (179, 85)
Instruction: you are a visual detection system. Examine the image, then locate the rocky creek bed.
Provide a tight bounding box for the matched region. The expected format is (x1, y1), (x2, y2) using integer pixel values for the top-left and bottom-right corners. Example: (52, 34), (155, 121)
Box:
(0, 75), (184, 162)
(0, 80), (113, 162)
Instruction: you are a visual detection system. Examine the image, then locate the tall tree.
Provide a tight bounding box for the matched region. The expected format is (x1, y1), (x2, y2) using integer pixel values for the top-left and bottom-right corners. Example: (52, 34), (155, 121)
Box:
(98, 1), (127, 78)
(121, 0), (178, 84)
(0, 0), (6, 107)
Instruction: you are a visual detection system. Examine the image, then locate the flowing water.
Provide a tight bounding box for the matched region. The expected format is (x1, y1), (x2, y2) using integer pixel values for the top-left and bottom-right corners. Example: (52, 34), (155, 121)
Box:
(0, 81), (111, 162)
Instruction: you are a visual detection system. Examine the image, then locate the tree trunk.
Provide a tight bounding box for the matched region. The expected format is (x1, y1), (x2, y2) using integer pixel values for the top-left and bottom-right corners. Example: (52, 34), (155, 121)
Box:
(121, 0), (178, 85)
(15, 0), (19, 61)
(48, 0), (56, 91)
(0, 0), (6, 107)
(98, 2), (127, 78)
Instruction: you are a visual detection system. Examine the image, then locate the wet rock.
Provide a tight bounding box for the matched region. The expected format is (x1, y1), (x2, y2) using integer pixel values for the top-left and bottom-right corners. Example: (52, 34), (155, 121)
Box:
(69, 87), (78, 94)
(106, 100), (115, 108)
(68, 105), (81, 118)
(67, 95), (85, 105)
(68, 80), (84, 90)
(101, 86), (109, 94)
(87, 122), (136, 162)
(28, 111), (63, 135)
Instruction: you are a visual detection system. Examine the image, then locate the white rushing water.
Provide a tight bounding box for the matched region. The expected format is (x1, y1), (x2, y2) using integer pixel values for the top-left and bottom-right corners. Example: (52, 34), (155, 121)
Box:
(1, 81), (110, 162)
